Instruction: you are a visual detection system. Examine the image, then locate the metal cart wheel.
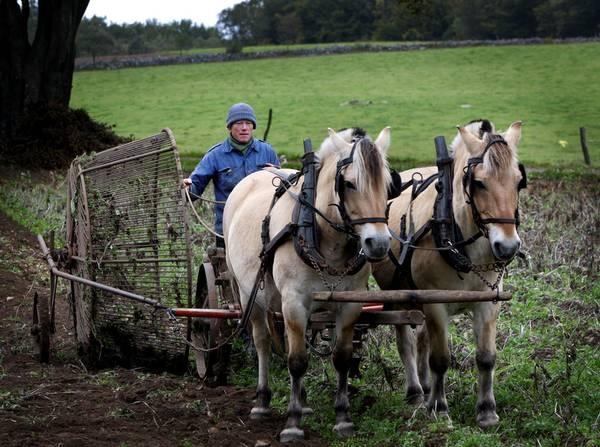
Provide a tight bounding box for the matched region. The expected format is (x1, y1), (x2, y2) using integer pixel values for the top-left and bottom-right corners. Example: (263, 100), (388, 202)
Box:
(191, 262), (231, 386)
(31, 292), (50, 363)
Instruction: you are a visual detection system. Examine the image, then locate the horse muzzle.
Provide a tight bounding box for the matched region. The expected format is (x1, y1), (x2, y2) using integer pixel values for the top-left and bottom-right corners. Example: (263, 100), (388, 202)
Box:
(362, 234), (391, 262)
(489, 228), (521, 261)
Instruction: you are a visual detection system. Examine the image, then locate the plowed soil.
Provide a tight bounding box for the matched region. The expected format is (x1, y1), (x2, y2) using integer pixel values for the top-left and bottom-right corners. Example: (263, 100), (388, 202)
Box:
(0, 210), (325, 447)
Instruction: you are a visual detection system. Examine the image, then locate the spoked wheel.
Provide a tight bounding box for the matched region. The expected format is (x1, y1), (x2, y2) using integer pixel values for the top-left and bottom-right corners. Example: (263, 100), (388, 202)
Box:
(31, 292), (50, 363)
(191, 263), (231, 386)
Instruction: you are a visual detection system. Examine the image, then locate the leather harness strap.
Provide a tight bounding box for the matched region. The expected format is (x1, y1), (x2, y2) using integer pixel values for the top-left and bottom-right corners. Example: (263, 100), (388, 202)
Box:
(259, 137), (387, 278)
(388, 132), (527, 287)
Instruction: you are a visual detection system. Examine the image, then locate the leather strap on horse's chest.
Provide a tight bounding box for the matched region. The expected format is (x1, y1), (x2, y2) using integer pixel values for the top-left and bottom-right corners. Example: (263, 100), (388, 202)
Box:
(430, 138), (473, 273)
(388, 138), (475, 288)
(387, 173), (438, 289)
(293, 150), (366, 276)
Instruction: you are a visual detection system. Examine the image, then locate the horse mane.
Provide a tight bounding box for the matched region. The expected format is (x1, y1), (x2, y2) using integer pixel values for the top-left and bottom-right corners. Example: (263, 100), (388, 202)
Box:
(318, 128), (391, 194)
(482, 134), (517, 174)
(450, 119), (517, 176)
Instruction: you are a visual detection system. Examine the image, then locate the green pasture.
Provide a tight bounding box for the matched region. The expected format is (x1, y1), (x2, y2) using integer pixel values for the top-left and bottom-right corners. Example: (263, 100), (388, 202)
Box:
(71, 42), (600, 172)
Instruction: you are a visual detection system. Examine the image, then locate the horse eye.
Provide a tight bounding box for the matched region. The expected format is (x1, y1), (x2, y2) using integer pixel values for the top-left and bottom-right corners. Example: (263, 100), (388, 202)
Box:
(344, 180), (356, 190)
(473, 180), (486, 190)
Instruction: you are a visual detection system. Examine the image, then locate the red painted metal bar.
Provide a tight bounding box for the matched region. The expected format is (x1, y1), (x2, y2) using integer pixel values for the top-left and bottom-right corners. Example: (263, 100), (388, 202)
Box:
(361, 304), (384, 312)
(171, 308), (242, 319)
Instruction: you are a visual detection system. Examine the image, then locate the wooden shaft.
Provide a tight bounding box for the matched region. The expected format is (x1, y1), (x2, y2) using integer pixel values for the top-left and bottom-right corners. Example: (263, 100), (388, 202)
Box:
(313, 289), (511, 303)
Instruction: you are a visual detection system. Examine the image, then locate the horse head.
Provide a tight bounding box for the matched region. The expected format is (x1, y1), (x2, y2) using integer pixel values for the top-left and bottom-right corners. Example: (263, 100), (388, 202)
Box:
(319, 127), (392, 261)
(453, 120), (525, 261)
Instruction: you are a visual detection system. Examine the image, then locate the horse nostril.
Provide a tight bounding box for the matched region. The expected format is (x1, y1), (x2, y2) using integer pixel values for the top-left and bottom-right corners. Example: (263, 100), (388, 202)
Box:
(364, 236), (390, 256)
(493, 239), (519, 260)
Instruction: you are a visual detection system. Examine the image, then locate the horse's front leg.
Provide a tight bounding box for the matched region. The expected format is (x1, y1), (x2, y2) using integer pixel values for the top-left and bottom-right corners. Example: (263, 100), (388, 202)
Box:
(425, 304), (451, 419)
(473, 301), (501, 427)
(279, 300), (310, 442)
(332, 303), (361, 437)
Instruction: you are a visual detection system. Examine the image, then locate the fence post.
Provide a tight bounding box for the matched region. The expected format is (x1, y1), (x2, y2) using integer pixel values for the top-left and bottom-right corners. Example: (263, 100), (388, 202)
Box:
(579, 127), (591, 165)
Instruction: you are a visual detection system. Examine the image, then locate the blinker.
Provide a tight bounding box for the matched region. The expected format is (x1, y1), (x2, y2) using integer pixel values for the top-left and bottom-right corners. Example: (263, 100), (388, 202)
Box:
(518, 163), (527, 190)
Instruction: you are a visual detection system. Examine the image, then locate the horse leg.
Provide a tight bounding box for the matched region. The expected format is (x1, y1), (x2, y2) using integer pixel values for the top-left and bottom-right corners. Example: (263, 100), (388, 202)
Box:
(250, 313), (272, 419)
(425, 305), (450, 419)
(300, 383), (313, 416)
(332, 307), (359, 438)
(395, 325), (424, 404)
(473, 302), (500, 427)
(279, 301), (309, 442)
(416, 323), (431, 396)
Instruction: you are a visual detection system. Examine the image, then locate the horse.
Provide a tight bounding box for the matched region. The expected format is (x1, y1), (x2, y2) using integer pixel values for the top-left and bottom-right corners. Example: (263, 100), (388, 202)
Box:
(373, 119), (524, 427)
(224, 127), (392, 441)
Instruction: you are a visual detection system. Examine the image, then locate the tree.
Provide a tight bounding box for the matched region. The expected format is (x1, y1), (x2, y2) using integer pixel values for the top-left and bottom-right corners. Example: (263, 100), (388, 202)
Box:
(173, 20), (194, 55)
(77, 16), (116, 65)
(535, 0), (600, 37)
(0, 0), (90, 140)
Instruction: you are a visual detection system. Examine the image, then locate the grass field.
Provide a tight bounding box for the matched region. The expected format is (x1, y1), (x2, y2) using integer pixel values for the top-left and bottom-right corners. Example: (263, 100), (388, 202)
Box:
(4, 170), (596, 446)
(71, 42), (600, 172)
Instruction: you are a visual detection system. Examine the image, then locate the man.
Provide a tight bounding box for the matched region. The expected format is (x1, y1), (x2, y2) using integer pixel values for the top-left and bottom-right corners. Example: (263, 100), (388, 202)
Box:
(183, 103), (279, 247)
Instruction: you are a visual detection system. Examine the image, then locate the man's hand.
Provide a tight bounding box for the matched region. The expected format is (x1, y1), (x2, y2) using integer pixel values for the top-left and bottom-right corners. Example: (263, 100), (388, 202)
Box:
(182, 178), (192, 188)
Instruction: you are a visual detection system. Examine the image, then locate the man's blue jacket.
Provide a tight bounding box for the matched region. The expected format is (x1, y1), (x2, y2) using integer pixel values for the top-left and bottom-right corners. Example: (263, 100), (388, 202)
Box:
(189, 138), (279, 234)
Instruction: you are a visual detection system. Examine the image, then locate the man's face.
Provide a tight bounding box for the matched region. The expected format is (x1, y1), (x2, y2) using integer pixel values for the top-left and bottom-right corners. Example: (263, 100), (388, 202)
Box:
(230, 120), (254, 143)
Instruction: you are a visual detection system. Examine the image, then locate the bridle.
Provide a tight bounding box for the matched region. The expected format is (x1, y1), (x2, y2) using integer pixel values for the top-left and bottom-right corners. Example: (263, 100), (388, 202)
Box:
(462, 135), (527, 238)
(332, 138), (389, 236)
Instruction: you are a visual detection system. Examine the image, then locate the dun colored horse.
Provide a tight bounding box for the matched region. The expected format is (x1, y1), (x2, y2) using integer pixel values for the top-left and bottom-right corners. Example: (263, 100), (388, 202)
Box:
(224, 127), (392, 441)
(373, 120), (524, 427)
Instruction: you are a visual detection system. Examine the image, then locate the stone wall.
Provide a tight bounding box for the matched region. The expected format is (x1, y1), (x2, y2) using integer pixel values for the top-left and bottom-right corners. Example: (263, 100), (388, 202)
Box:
(75, 37), (599, 71)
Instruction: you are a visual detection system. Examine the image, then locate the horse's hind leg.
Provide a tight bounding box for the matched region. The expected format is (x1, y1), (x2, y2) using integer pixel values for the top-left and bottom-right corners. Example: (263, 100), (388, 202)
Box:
(279, 300), (310, 442)
(250, 312), (272, 419)
(473, 302), (500, 427)
(425, 305), (451, 419)
(416, 323), (431, 396)
(395, 324), (424, 404)
(332, 306), (360, 438)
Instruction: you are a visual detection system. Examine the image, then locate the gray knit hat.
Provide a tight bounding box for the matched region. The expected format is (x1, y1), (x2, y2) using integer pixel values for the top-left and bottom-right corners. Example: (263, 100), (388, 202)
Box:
(226, 103), (257, 129)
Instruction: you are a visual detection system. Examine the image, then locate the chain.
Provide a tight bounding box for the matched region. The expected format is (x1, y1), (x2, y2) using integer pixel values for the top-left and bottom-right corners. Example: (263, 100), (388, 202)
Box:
(471, 264), (507, 291)
(447, 242), (508, 291)
(307, 251), (359, 292)
(165, 308), (216, 354)
(305, 329), (335, 357)
(164, 306), (243, 355)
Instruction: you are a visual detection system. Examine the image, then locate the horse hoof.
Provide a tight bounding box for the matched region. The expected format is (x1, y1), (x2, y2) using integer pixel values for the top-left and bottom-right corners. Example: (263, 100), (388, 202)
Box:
(477, 412), (499, 428)
(250, 407), (271, 420)
(406, 388), (424, 405)
(302, 406), (314, 416)
(430, 411), (453, 429)
(333, 421), (355, 438)
(279, 427), (304, 443)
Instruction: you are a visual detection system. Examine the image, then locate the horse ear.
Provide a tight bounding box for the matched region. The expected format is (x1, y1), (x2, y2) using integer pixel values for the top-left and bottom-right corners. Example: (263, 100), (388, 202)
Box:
(458, 125), (483, 155)
(327, 128), (351, 150)
(504, 121), (522, 150)
(374, 126), (391, 155)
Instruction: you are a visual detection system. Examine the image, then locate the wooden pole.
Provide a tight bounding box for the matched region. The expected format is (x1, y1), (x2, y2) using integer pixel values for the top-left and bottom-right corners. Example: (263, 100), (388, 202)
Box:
(313, 289), (511, 304)
(580, 127), (591, 165)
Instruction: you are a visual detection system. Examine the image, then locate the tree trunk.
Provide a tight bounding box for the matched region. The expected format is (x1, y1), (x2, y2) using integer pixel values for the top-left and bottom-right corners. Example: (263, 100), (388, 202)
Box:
(0, 0), (89, 139)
